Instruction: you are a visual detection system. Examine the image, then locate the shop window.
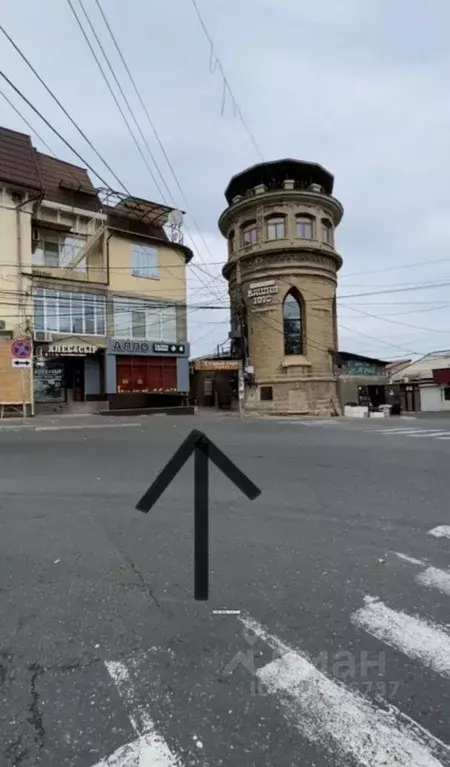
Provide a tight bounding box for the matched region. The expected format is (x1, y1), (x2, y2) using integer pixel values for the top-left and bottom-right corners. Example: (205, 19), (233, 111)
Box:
(296, 216), (314, 239)
(242, 222), (258, 245)
(260, 386), (273, 401)
(283, 288), (303, 355)
(321, 219), (333, 245)
(266, 216), (285, 240)
(131, 244), (159, 279)
(444, 388), (450, 401)
(117, 356), (177, 393)
(113, 297), (177, 342)
(33, 288), (106, 335)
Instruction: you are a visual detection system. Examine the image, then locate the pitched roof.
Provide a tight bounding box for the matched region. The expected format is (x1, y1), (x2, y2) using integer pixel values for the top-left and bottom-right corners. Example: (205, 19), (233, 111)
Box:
(0, 126), (41, 191)
(34, 151), (100, 211)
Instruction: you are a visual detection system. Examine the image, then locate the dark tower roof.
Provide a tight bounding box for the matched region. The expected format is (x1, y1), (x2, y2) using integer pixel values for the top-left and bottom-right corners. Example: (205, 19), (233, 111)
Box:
(224, 158), (334, 205)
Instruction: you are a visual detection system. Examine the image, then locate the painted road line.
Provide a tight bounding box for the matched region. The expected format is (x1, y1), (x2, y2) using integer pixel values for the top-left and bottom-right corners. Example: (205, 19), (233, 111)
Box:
(416, 567), (450, 596)
(91, 660), (181, 766)
(351, 596), (450, 678)
(436, 436), (450, 440)
(212, 609), (241, 615)
(407, 432), (450, 438)
(239, 615), (450, 766)
(393, 553), (450, 597)
(35, 423), (141, 432)
(429, 527), (450, 539)
(373, 429), (425, 435)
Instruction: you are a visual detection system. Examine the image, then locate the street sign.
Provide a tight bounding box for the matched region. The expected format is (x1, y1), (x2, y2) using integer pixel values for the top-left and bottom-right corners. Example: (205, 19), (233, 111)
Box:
(136, 429), (261, 601)
(11, 339), (32, 359)
(11, 359), (32, 369)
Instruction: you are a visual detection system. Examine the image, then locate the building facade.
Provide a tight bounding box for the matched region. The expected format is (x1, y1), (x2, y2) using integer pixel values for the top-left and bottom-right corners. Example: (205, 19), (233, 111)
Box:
(218, 159), (344, 415)
(0, 126), (192, 415)
(390, 351), (450, 413)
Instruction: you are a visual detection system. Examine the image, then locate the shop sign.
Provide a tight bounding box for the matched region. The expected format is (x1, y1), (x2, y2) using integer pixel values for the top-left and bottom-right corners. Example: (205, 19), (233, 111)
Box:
(247, 279), (278, 305)
(194, 359), (240, 372)
(109, 338), (186, 355)
(153, 342), (185, 354)
(48, 344), (98, 356)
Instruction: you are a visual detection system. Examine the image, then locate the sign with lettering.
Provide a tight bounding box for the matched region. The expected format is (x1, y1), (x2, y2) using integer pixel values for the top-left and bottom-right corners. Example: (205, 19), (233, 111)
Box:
(194, 359), (240, 372)
(48, 344), (98, 356)
(108, 339), (187, 356)
(247, 279), (278, 305)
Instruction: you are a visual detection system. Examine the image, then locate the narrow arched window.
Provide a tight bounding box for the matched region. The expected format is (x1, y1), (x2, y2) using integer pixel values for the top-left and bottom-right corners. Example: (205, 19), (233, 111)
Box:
(321, 219), (333, 245)
(283, 289), (303, 355)
(228, 230), (235, 254)
(266, 216), (285, 240)
(242, 221), (258, 245)
(296, 215), (314, 239)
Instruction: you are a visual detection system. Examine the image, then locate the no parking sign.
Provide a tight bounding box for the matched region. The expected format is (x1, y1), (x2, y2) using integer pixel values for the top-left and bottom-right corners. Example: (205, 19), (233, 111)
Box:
(11, 339), (33, 360)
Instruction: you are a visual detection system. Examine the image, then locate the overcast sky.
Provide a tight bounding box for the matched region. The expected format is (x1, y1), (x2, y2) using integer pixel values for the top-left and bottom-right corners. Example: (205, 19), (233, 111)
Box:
(1, 0), (450, 361)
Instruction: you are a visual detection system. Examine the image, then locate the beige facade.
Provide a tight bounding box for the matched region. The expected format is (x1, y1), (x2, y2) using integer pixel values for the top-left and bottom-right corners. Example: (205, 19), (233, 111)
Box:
(219, 159), (344, 415)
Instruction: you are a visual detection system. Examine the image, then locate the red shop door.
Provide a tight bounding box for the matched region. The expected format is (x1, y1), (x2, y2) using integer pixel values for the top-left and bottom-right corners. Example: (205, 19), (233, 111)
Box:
(116, 357), (177, 393)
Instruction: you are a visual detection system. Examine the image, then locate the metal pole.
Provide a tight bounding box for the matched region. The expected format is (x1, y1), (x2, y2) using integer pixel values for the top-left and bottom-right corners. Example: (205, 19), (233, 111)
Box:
(238, 363), (244, 420)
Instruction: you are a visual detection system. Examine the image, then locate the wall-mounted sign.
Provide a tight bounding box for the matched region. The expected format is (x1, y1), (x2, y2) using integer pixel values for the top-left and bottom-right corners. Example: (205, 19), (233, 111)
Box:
(11, 339), (33, 360)
(109, 339), (187, 356)
(247, 279), (278, 305)
(47, 344), (98, 356)
(194, 359), (240, 372)
(153, 342), (186, 354)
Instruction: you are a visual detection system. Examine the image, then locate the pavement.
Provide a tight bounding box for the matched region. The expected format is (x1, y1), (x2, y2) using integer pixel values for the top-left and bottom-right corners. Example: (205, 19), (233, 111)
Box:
(2, 413), (450, 765)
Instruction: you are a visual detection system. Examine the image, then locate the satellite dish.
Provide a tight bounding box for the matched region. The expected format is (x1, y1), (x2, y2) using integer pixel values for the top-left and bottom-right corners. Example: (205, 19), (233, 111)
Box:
(167, 209), (183, 227)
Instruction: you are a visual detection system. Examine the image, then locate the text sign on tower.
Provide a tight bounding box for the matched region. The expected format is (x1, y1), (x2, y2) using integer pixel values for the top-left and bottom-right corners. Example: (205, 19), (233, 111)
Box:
(11, 339), (33, 360)
(247, 279), (278, 305)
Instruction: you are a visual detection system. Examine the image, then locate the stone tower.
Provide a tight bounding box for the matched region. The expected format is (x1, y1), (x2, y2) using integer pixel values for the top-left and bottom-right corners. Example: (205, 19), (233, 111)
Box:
(218, 159), (344, 416)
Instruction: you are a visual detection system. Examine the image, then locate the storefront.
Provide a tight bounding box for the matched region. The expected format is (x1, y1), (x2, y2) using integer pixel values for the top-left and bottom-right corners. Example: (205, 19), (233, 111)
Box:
(190, 357), (240, 409)
(105, 338), (189, 409)
(33, 339), (105, 412)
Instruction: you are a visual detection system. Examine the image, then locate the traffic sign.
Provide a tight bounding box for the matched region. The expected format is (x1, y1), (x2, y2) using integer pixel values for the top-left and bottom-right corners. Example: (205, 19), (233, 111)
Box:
(11, 359), (32, 369)
(11, 339), (32, 360)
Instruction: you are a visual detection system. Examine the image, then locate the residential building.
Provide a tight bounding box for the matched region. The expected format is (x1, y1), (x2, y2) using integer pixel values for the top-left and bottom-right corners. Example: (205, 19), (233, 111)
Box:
(218, 158), (344, 415)
(0, 125), (192, 415)
(390, 351), (450, 413)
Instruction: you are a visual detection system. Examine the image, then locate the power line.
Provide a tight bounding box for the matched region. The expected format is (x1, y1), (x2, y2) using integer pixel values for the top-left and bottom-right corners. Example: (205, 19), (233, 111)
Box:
(0, 88), (54, 155)
(188, 0), (263, 161)
(0, 21), (129, 193)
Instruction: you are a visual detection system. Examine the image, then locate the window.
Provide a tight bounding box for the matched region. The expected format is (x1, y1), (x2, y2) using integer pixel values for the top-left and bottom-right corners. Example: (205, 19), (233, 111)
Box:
(229, 231), (235, 254)
(33, 289), (106, 335)
(266, 216), (285, 240)
(283, 289), (303, 356)
(296, 216), (314, 239)
(321, 219), (333, 245)
(444, 388), (450, 401)
(113, 297), (178, 342)
(132, 244), (159, 279)
(33, 232), (87, 271)
(242, 222), (258, 245)
(260, 386), (273, 401)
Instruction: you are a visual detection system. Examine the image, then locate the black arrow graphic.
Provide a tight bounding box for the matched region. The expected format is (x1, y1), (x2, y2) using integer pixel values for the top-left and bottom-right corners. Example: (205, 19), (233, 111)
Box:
(136, 429), (261, 601)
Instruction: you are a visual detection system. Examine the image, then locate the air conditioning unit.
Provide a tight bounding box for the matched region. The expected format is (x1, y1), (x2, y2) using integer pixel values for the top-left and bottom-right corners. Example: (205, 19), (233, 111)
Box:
(33, 331), (53, 343)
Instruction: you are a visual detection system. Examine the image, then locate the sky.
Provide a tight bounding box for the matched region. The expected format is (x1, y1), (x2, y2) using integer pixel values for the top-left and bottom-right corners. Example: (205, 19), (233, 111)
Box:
(1, 0), (450, 361)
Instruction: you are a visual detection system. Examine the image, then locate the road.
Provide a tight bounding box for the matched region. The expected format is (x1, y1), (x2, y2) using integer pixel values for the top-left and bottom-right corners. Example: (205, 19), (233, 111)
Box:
(2, 412), (450, 766)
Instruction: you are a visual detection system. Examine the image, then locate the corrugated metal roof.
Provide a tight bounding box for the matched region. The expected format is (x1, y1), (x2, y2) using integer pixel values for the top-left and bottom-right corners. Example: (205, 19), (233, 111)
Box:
(34, 151), (100, 211)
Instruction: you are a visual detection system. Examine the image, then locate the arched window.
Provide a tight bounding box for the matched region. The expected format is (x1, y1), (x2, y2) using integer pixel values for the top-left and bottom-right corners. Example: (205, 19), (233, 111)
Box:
(321, 219), (333, 245)
(228, 230), (235, 254)
(296, 215), (315, 239)
(242, 221), (258, 245)
(283, 289), (303, 356)
(266, 215), (285, 240)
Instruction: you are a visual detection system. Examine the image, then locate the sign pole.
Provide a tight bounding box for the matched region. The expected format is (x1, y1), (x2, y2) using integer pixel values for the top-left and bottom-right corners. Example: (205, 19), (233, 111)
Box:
(238, 363), (245, 420)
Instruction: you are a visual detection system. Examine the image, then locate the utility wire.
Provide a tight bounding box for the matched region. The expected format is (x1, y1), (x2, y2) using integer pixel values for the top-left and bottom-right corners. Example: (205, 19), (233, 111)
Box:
(0, 22), (129, 193)
(0, 88), (54, 155)
(188, 0), (263, 161)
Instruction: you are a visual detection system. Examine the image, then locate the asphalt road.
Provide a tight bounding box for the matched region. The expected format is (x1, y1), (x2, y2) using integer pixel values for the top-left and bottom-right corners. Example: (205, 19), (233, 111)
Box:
(2, 412), (450, 766)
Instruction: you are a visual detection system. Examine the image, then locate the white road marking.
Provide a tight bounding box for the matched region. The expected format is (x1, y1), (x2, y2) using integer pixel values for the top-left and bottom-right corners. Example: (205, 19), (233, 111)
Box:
(373, 429), (425, 435)
(35, 423), (141, 432)
(91, 660), (181, 766)
(429, 526), (450, 539)
(351, 596), (450, 678)
(436, 435), (450, 440)
(393, 552), (425, 566)
(416, 567), (450, 596)
(407, 431), (450, 438)
(212, 609), (241, 615)
(239, 615), (450, 766)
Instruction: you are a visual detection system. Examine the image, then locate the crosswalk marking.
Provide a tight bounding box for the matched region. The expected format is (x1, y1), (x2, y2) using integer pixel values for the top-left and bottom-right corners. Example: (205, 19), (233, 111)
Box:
(239, 615), (449, 766)
(92, 660), (181, 766)
(351, 596), (450, 679)
(416, 567), (450, 596)
(429, 526), (450, 539)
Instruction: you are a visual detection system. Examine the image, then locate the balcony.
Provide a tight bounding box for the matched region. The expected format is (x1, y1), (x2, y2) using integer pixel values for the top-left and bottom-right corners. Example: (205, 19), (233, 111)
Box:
(31, 226), (108, 285)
